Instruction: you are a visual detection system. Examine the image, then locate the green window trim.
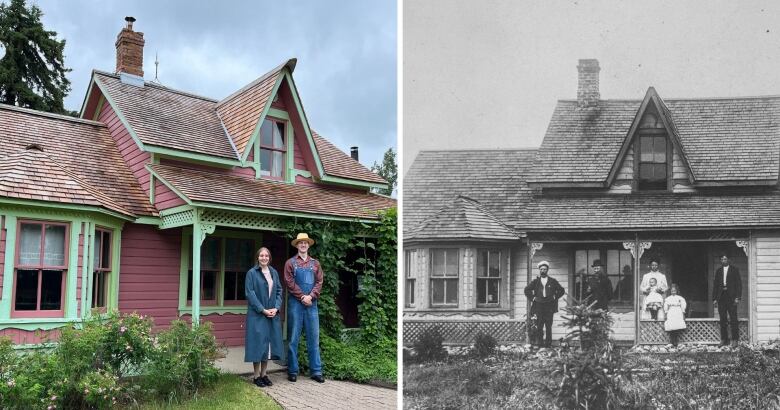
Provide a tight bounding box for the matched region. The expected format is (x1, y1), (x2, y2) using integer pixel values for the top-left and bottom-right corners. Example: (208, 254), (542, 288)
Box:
(177, 228), (261, 316)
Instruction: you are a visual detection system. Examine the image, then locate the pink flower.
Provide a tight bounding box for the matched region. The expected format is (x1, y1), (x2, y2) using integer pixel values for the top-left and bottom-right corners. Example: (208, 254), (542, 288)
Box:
(6, 380), (14, 387)
(51, 395), (57, 401)
(84, 388), (89, 394)
(119, 326), (127, 334)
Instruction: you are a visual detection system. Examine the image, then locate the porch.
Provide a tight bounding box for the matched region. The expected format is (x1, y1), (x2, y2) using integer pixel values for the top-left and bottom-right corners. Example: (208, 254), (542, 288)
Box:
(527, 230), (754, 345)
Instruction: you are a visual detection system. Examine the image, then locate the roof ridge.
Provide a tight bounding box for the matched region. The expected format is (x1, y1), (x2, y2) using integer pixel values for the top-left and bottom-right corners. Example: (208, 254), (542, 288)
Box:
(93, 70), (219, 103)
(466, 197), (518, 235)
(559, 94), (780, 103)
(0, 103), (106, 127)
(217, 58), (296, 107)
(418, 148), (538, 153)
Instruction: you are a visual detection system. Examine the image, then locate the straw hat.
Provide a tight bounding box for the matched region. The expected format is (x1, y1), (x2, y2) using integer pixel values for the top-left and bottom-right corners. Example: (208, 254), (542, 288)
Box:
(291, 233), (315, 246)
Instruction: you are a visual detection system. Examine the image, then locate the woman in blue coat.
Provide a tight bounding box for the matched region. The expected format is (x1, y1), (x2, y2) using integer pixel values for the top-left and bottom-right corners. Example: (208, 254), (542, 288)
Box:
(244, 247), (283, 387)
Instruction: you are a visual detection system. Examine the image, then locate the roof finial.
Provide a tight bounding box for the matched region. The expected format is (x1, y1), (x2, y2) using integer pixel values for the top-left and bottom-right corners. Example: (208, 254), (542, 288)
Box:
(154, 52), (160, 82)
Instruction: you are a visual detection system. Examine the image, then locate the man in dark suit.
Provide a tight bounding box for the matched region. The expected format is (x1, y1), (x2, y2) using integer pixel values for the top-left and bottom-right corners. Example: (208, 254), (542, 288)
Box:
(585, 260), (613, 310)
(713, 255), (742, 347)
(524, 261), (565, 347)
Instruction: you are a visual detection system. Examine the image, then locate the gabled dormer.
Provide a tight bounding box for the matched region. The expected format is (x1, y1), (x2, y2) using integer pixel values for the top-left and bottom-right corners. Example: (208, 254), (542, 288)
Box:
(606, 87), (694, 192)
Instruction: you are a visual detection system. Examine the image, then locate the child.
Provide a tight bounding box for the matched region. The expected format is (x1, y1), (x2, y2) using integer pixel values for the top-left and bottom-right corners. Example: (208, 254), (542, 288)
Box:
(664, 284), (687, 346)
(643, 277), (664, 320)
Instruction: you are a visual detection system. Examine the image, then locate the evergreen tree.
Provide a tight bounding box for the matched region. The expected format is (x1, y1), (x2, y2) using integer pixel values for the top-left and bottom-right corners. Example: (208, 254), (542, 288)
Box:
(0, 0), (71, 114)
(371, 147), (397, 196)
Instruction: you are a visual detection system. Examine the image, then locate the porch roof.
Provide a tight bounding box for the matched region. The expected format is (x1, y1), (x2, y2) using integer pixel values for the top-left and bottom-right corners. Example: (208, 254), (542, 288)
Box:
(149, 163), (395, 220)
(518, 190), (780, 230)
(406, 195), (519, 241)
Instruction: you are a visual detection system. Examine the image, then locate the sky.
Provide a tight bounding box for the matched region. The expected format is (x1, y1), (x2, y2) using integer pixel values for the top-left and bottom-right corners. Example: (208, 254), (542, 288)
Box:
(403, 0), (780, 174)
(29, 0), (396, 171)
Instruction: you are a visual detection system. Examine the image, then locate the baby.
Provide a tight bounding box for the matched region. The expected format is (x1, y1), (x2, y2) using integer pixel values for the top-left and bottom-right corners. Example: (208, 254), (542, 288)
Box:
(643, 277), (664, 320)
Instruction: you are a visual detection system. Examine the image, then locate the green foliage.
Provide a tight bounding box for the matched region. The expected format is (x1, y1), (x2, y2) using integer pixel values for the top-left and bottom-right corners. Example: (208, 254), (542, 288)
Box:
(0, 0), (72, 113)
(285, 207), (397, 340)
(412, 326), (447, 362)
(143, 320), (221, 402)
(560, 298), (614, 351)
(297, 333), (396, 384)
(370, 147), (397, 196)
(472, 332), (497, 358)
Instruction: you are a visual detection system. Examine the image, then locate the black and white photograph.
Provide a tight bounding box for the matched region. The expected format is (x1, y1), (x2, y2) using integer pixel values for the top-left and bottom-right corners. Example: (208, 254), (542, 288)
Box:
(402, 1), (780, 408)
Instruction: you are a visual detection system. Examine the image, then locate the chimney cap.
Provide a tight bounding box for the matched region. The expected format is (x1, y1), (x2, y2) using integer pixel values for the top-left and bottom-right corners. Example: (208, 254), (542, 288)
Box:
(125, 16), (136, 29)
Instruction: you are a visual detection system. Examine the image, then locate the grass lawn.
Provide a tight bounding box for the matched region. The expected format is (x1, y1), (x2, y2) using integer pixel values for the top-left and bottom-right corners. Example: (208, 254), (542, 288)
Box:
(404, 347), (780, 409)
(133, 374), (281, 410)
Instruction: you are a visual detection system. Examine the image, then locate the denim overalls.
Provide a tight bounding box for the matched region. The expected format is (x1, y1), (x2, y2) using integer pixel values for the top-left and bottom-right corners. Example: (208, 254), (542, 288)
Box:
(286, 257), (322, 377)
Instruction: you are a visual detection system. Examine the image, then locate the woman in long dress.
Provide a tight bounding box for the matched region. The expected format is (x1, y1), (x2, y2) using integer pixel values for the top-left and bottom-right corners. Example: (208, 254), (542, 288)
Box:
(244, 247), (284, 387)
(664, 283), (687, 346)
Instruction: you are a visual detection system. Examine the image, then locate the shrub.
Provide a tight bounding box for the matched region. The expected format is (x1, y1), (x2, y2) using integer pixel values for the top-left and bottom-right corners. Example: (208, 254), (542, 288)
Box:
(296, 332), (396, 384)
(412, 327), (447, 362)
(472, 332), (497, 358)
(143, 320), (221, 401)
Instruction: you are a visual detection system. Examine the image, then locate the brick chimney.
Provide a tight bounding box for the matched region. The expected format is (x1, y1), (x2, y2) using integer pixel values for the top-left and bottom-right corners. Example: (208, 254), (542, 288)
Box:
(115, 17), (145, 77)
(577, 59), (600, 109)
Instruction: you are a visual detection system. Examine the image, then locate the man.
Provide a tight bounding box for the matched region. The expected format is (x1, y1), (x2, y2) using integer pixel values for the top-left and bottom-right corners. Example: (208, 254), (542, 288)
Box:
(284, 233), (325, 383)
(585, 260), (613, 310)
(713, 255), (741, 347)
(524, 261), (565, 347)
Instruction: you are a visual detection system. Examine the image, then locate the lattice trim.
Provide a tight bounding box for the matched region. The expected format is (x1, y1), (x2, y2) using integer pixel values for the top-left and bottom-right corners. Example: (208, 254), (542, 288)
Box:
(639, 319), (748, 344)
(403, 320), (526, 346)
(160, 209), (194, 229)
(201, 210), (287, 231)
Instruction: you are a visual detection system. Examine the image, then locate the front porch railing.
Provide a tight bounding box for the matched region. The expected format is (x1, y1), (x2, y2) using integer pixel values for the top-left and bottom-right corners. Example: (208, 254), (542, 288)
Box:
(639, 318), (748, 344)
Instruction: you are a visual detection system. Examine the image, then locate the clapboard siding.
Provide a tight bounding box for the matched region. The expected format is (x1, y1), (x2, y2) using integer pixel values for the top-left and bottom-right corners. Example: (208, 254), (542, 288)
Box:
(672, 147), (691, 181)
(512, 247), (528, 320)
(0, 215), (5, 298)
(614, 146), (634, 184)
(182, 313), (247, 347)
(294, 136), (306, 170)
(755, 235), (780, 341)
(0, 328), (61, 344)
(529, 245), (571, 341)
(154, 179), (187, 210)
(98, 101), (152, 195)
(118, 224), (182, 329)
(76, 223), (85, 317)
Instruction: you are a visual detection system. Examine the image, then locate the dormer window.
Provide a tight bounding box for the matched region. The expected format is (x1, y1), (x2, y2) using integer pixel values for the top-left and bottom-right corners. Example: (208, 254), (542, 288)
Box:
(636, 112), (670, 191)
(259, 118), (286, 179)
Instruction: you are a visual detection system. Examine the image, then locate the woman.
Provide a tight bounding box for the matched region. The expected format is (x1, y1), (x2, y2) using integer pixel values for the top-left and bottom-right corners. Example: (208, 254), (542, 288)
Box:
(244, 247), (283, 387)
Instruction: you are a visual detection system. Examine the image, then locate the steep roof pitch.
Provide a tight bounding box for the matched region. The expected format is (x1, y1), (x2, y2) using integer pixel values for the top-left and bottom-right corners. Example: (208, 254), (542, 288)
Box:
(406, 195), (518, 241)
(403, 149), (536, 235)
(149, 163), (394, 220)
(529, 95), (780, 185)
(0, 148), (133, 217)
(93, 71), (237, 159)
(312, 132), (386, 184)
(216, 59), (293, 158)
(0, 105), (154, 216)
(518, 189), (780, 230)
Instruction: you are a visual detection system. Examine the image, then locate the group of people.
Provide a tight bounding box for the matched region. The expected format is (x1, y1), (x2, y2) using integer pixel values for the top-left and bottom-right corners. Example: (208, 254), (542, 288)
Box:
(524, 255), (743, 348)
(243, 233), (326, 388)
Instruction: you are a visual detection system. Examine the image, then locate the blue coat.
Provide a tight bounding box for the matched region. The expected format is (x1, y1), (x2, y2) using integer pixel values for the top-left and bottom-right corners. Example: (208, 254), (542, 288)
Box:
(244, 265), (283, 362)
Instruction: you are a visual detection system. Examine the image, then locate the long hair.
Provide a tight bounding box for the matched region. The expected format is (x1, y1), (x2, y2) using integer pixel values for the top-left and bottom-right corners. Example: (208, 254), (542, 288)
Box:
(255, 247), (272, 266)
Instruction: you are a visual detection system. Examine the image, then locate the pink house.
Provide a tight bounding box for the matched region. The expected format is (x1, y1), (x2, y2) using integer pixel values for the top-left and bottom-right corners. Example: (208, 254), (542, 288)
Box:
(0, 18), (394, 346)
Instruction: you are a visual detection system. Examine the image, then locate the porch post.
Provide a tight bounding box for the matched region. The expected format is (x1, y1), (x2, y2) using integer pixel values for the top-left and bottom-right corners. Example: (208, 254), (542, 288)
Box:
(191, 210), (215, 327)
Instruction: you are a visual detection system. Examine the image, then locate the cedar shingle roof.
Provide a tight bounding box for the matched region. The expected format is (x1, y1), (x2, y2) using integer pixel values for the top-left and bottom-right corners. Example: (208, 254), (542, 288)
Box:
(530, 96), (780, 184)
(149, 163), (395, 220)
(406, 195), (518, 241)
(518, 190), (780, 230)
(0, 105), (154, 216)
(216, 60), (292, 157)
(95, 71), (237, 159)
(0, 148), (133, 217)
(312, 132), (386, 184)
(403, 149), (536, 235)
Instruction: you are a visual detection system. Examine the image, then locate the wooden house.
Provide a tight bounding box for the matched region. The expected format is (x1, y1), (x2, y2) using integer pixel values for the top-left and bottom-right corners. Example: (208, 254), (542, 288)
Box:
(0, 18), (394, 347)
(403, 59), (780, 346)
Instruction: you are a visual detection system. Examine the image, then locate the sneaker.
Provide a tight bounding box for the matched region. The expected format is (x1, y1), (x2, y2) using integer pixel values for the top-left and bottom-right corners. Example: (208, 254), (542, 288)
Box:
(310, 374), (325, 383)
(253, 377), (266, 387)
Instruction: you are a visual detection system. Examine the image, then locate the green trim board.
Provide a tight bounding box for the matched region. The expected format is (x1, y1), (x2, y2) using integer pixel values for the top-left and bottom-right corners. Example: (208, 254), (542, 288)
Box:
(267, 108), (290, 120)
(147, 146), (241, 167)
(0, 198), (134, 222)
(192, 201), (383, 224)
(80, 221), (92, 319)
(0, 215), (17, 317)
(133, 216), (160, 225)
(320, 174), (387, 191)
(241, 72), (285, 163)
(281, 70), (326, 179)
(160, 205), (196, 216)
(178, 307), (247, 316)
(145, 165), (194, 206)
(78, 76), (98, 119)
(0, 318), (80, 331)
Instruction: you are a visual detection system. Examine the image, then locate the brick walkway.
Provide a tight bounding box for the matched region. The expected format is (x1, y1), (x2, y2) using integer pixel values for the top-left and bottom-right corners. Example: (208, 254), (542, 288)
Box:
(217, 346), (397, 409)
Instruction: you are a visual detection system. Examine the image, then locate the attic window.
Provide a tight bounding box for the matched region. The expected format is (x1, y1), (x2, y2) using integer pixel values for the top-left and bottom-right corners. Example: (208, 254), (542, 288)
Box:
(259, 118), (286, 179)
(635, 112), (670, 191)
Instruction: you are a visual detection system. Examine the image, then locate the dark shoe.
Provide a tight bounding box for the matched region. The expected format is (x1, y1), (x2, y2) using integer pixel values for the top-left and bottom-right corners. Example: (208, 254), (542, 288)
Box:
(262, 375), (273, 386)
(287, 374), (297, 382)
(731, 340), (739, 348)
(253, 377), (266, 387)
(310, 375), (325, 383)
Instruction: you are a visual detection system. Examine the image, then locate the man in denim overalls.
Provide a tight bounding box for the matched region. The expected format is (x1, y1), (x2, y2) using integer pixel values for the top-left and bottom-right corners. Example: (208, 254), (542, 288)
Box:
(283, 233), (325, 383)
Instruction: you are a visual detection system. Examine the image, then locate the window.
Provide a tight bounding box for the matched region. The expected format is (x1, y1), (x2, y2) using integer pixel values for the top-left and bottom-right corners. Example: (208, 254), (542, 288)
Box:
(259, 118), (286, 178)
(405, 250), (415, 307)
(636, 112), (669, 191)
(92, 228), (112, 309)
(573, 247), (634, 307)
(476, 250), (501, 307)
(430, 249), (458, 307)
(223, 238), (253, 305)
(187, 235), (255, 307)
(14, 221), (68, 317)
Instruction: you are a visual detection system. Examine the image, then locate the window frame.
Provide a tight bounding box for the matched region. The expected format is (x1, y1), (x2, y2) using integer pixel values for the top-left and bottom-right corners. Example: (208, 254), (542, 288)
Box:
(91, 227), (113, 311)
(184, 233), (257, 309)
(429, 248), (459, 308)
(259, 117), (287, 180)
(571, 246), (634, 312)
(404, 250), (415, 307)
(12, 220), (69, 318)
(634, 111), (672, 192)
(476, 249), (502, 308)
